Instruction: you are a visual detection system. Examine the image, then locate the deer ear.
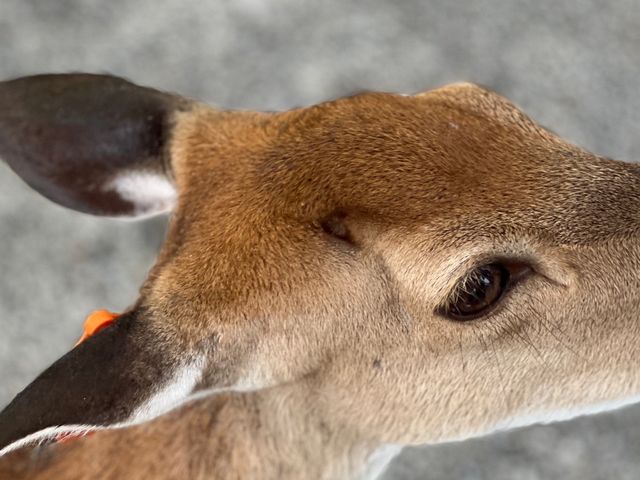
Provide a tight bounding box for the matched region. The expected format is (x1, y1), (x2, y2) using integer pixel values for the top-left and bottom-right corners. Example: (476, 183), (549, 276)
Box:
(0, 73), (192, 218)
(0, 310), (203, 454)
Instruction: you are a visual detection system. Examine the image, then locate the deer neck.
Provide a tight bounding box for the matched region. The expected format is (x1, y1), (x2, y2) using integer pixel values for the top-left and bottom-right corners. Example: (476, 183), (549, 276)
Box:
(196, 384), (401, 480)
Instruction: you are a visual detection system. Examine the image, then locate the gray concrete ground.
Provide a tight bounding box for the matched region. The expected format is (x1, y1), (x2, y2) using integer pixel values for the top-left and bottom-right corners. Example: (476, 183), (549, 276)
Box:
(1, 1), (639, 478)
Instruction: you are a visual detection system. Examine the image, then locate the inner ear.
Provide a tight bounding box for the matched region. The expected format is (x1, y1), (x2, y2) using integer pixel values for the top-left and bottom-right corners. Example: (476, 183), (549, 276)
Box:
(0, 73), (193, 217)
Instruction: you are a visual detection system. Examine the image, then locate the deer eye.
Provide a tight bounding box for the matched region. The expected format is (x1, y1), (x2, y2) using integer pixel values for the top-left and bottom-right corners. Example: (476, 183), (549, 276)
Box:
(440, 262), (530, 321)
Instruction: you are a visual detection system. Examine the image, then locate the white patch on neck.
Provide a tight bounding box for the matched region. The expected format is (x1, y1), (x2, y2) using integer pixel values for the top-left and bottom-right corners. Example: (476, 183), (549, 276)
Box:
(359, 444), (403, 480)
(130, 360), (205, 423)
(107, 171), (176, 218)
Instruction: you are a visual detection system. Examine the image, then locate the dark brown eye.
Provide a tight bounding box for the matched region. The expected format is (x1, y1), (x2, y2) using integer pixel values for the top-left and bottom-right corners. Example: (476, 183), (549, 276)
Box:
(442, 262), (523, 321)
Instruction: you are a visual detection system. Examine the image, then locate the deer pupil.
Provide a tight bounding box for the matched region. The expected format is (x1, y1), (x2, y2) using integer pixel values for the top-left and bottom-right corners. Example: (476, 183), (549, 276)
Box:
(449, 264), (506, 319)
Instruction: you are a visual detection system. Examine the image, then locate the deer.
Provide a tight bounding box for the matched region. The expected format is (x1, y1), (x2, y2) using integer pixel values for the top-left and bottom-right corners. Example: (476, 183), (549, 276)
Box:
(0, 73), (639, 480)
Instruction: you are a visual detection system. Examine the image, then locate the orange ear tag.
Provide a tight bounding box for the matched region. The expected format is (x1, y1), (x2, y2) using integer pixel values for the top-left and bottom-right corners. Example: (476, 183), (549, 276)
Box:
(56, 309), (120, 444)
(74, 309), (119, 346)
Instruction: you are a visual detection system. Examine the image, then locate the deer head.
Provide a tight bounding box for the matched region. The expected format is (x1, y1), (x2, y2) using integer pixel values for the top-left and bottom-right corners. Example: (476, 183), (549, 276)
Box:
(1, 74), (640, 477)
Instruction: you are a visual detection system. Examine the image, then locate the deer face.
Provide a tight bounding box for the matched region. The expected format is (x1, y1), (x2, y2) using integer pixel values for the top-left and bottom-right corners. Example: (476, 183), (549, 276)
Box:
(1, 75), (640, 453)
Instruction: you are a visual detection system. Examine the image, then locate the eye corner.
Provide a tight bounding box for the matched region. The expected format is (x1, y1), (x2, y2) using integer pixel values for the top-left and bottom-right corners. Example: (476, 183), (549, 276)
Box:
(502, 259), (534, 284)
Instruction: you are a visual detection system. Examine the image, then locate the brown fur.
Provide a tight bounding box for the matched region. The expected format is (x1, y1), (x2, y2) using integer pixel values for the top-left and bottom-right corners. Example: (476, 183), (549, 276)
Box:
(3, 82), (640, 479)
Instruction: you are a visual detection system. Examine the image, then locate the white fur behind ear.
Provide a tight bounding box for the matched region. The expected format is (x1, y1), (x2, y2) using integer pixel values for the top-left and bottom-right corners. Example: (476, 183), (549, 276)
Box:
(361, 444), (403, 480)
(130, 359), (205, 423)
(107, 171), (176, 218)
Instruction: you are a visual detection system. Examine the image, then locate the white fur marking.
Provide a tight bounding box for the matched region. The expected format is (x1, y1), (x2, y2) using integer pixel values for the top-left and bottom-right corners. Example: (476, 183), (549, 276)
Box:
(130, 360), (204, 423)
(108, 171), (176, 217)
(360, 444), (403, 480)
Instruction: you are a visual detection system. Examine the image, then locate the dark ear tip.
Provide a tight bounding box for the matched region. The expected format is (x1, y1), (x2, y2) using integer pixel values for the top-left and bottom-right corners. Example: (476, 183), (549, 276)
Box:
(0, 73), (188, 217)
(0, 72), (187, 116)
(0, 73), (126, 104)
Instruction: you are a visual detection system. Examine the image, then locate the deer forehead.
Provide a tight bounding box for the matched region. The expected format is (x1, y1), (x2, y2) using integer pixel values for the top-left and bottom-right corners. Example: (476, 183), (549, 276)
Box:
(169, 88), (549, 220)
(161, 84), (629, 277)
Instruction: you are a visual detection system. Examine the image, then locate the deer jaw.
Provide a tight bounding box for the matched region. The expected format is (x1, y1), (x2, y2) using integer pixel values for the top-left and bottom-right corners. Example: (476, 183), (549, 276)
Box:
(1, 75), (640, 478)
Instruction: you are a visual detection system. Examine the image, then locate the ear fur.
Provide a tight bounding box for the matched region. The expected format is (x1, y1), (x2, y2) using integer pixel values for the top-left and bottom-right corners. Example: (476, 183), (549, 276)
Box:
(0, 73), (192, 217)
(0, 310), (204, 454)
